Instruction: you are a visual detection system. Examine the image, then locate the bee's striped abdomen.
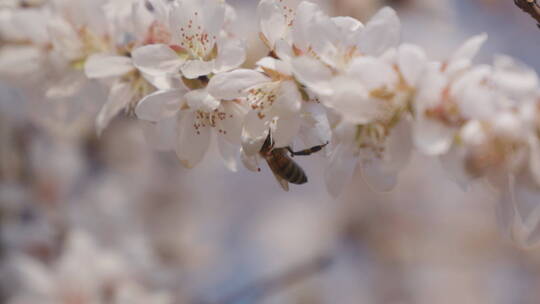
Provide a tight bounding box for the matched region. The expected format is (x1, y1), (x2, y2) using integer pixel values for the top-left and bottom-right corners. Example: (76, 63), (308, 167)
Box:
(272, 149), (308, 185)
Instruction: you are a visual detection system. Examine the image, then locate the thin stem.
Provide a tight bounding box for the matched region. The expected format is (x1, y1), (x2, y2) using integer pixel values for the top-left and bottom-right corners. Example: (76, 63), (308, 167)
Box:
(514, 0), (540, 27)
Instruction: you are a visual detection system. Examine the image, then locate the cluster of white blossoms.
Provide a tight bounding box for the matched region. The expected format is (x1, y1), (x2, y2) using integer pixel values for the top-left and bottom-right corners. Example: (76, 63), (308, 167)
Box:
(2, 0), (540, 245)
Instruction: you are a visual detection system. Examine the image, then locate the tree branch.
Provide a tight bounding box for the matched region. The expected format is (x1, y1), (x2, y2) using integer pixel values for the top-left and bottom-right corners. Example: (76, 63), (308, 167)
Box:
(515, 0), (540, 28)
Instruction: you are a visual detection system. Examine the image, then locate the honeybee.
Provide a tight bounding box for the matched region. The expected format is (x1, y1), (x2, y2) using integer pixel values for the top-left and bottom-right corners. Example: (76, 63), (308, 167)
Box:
(260, 132), (328, 191)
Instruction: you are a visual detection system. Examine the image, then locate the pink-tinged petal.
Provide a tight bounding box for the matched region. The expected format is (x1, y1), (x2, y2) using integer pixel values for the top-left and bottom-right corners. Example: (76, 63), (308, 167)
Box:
(413, 116), (454, 155)
(185, 89), (220, 112)
(135, 89), (185, 121)
(180, 59), (214, 79)
(96, 81), (134, 135)
(242, 111), (269, 156)
(207, 69), (269, 100)
(292, 56), (333, 96)
(132, 44), (184, 76)
(325, 142), (357, 197)
(175, 111), (211, 168)
(257, 0), (288, 49)
(358, 7), (401, 56)
(361, 158), (398, 192)
(214, 38), (246, 73)
(217, 134), (239, 172)
(216, 101), (247, 144)
(84, 54), (134, 79)
(397, 44), (427, 87)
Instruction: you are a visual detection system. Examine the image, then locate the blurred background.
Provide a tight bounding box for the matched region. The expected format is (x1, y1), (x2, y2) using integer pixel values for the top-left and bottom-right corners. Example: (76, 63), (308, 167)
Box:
(2, 0), (540, 303)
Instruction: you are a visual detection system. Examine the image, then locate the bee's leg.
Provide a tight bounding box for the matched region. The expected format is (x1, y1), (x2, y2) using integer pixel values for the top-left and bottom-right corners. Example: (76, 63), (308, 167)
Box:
(287, 142), (328, 157)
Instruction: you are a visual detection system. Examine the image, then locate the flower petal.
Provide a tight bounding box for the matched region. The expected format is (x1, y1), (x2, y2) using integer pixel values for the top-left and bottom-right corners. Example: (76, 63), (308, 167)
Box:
(217, 134), (239, 172)
(324, 142), (357, 197)
(135, 89), (185, 121)
(132, 44), (184, 76)
(412, 116), (454, 155)
(214, 37), (246, 73)
(185, 89), (220, 112)
(96, 81), (134, 135)
(257, 0), (287, 49)
(207, 69), (269, 100)
(84, 54), (134, 79)
(358, 7), (401, 56)
(216, 101), (247, 144)
(292, 56), (333, 96)
(180, 59), (214, 79)
(176, 111), (211, 168)
(397, 44), (427, 87)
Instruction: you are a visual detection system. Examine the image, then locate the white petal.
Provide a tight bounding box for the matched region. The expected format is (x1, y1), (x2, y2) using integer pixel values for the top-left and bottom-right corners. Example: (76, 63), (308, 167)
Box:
(240, 148), (261, 172)
(348, 56), (398, 90)
(256, 56), (293, 76)
(135, 89), (185, 121)
(176, 111), (211, 168)
(242, 111), (269, 156)
(292, 56), (333, 96)
(185, 89), (220, 111)
(358, 7), (401, 56)
(413, 117), (454, 155)
(207, 69), (269, 100)
(273, 80), (302, 114)
(323, 76), (380, 124)
(324, 142), (357, 197)
(214, 37), (246, 73)
(450, 33), (487, 65)
(292, 1), (321, 51)
(216, 101), (247, 144)
(84, 54), (134, 79)
(96, 81), (134, 135)
(180, 59), (214, 79)
(445, 33), (487, 76)
(217, 134), (239, 172)
(397, 44), (427, 87)
(257, 0), (287, 49)
(272, 112), (302, 148)
(132, 44), (184, 76)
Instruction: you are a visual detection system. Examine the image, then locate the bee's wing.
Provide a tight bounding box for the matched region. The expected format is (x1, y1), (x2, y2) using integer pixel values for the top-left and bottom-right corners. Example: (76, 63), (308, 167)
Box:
(272, 171), (290, 191)
(265, 157), (290, 192)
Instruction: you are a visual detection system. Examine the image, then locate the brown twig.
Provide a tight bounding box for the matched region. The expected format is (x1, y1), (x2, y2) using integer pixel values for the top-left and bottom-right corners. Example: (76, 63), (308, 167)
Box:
(515, 0), (540, 28)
